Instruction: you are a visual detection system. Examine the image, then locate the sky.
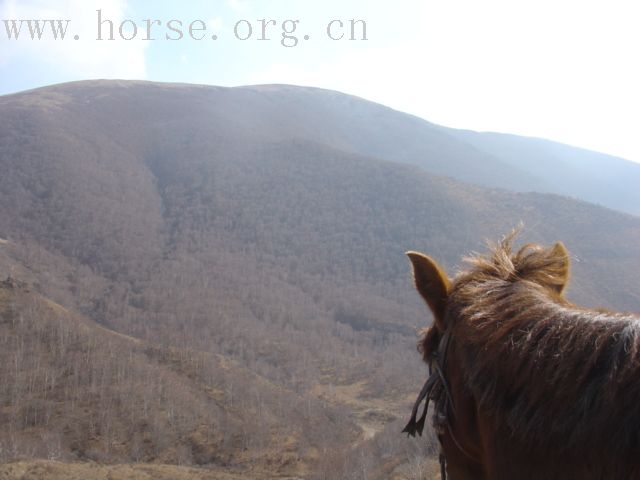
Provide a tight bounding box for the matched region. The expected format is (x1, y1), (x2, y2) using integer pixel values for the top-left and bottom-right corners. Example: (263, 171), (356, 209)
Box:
(1, 0), (639, 163)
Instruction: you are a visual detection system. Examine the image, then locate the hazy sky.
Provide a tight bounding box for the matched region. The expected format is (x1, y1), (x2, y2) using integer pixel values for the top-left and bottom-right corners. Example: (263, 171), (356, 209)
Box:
(1, 0), (639, 163)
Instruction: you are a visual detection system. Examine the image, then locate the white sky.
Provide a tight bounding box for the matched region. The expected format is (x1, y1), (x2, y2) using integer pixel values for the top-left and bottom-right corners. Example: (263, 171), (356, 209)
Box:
(1, 0), (639, 163)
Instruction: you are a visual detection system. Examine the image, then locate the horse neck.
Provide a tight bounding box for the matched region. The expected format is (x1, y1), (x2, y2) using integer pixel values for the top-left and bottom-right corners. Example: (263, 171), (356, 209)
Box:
(440, 338), (487, 477)
(452, 280), (640, 455)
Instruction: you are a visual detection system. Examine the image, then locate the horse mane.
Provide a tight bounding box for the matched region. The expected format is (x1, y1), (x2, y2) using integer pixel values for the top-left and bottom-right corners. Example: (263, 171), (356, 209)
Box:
(445, 233), (640, 456)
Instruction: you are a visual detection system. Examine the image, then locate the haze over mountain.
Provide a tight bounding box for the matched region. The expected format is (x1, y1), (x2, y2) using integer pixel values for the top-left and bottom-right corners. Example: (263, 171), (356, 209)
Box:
(447, 129), (640, 216)
(0, 80), (639, 478)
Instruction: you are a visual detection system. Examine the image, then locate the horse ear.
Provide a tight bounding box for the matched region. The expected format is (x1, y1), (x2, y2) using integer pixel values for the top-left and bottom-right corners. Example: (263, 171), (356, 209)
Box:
(406, 252), (450, 330)
(545, 242), (571, 295)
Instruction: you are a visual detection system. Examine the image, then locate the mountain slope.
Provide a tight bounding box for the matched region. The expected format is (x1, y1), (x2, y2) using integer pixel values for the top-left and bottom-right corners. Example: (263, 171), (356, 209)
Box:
(4, 79), (639, 218)
(448, 129), (640, 215)
(0, 278), (357, 475)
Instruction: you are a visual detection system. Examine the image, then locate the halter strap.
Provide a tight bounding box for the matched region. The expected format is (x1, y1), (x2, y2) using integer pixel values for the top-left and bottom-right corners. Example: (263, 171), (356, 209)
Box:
(402, 330), (452, 436)
(403, 328), (477, 479)
(440, 452), (447, 480)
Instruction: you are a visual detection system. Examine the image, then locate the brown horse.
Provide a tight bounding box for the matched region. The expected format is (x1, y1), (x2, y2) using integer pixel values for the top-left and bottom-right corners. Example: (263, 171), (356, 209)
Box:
(403, 232), (640, 479)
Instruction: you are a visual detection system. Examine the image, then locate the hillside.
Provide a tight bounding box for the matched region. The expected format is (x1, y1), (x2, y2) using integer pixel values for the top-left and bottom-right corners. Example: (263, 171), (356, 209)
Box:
(0, 80), (639, 478)
(448, 129), (640, 216)
(2, 80), (639, 219)
(0, 279), (362, 477)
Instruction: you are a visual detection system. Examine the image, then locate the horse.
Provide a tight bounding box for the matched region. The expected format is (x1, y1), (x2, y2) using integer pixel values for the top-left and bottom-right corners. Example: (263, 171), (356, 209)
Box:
(403, 232), (640, 479)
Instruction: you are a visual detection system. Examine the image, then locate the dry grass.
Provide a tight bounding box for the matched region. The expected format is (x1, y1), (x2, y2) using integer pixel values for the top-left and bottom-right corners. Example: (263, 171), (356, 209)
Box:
(387, 457), (442, 480)
(0, 288), (9, 317)
(312, 381), (400, 441)
(0, 461), (268, 480)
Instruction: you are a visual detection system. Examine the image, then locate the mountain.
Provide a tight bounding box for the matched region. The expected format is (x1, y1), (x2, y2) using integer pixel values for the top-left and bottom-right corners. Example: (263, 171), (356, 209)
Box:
(447, 129), (640, 216)
(0, 80), (639, 478)
(3, 80), (639, 219)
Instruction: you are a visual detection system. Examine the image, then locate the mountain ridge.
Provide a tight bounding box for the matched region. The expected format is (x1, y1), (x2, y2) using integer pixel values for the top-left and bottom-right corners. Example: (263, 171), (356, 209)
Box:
(4, 79), (639, 216)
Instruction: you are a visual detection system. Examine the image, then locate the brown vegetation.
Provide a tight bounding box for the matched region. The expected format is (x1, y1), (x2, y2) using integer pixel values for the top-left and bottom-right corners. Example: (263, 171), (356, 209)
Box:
(0, 281), (356, 475)
(0, 460), (248, 480)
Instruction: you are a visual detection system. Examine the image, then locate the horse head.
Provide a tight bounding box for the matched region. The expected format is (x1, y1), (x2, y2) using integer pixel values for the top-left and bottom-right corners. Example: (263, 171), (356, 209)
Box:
(404, 233), (574, 479)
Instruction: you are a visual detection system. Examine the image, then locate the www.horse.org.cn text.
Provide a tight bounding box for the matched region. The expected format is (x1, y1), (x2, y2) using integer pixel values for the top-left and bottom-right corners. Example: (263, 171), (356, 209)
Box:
(1, 11), (369, 48)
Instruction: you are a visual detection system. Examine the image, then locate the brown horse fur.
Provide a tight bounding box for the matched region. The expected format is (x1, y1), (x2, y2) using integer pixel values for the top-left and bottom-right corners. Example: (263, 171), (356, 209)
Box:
(409, 231), (640, 479)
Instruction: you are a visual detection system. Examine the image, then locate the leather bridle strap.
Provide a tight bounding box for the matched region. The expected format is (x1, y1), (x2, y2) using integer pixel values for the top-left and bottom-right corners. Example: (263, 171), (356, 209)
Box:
(402, 367), (438, 436)
(402, 330), (452, 437)
(440, 452), (447, 480)
(403, 329), (476, 479)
